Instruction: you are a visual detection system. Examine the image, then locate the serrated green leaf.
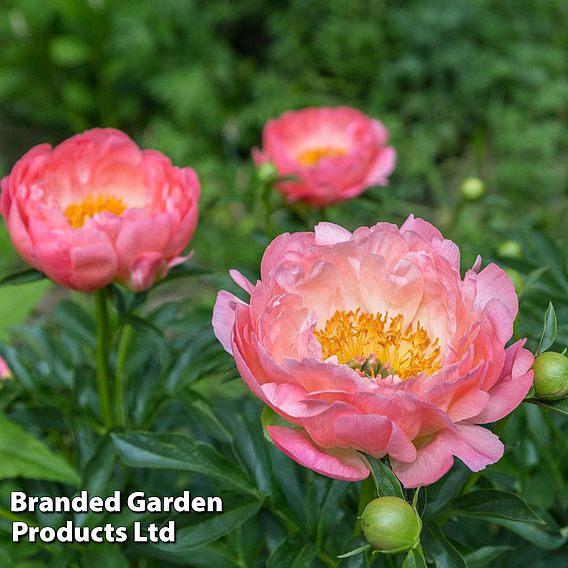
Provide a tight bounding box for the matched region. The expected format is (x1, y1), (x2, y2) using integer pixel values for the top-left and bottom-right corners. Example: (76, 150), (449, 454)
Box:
(449, 489), (543, 524)
(0, 414), (80, 486)
(112, 432), (257, 495)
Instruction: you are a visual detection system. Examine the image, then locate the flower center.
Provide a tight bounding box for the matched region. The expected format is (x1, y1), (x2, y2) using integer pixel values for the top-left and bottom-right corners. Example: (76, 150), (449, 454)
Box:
(314, 310), (442, 380)
(64, 193), (126, 228)
(297, 146), (347, 166)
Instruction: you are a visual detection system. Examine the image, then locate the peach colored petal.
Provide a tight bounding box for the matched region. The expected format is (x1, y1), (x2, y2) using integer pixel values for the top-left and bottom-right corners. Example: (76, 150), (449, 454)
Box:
(213, 217), (531, 488)
(267, 426), (370, 481)
(1, 128), (200, 292)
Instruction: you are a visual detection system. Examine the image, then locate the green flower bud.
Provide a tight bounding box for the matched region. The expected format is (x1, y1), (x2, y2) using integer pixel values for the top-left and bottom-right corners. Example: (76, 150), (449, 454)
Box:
(505, 268), (524, 296)
(533, 352), (568, 401)
(257, 161), (279, 184)
(361, 497), (422, 554)
(497, 240), (523, 259)
(460, 177), (485, 201)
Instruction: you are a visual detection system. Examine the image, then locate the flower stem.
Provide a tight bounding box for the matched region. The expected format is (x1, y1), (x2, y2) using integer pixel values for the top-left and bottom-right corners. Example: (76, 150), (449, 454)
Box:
(94, 288), (113, 428)
(354, 476), (376, 535)
(115, 323), (133, 428)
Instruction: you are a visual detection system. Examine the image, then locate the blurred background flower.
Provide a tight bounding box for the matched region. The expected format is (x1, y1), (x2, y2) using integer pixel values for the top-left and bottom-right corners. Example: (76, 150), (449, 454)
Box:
(253, 106), (395, 206)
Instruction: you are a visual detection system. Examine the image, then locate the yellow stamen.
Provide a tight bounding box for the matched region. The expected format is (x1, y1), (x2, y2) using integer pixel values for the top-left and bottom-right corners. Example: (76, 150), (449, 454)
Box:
(297, 146), (347, 166)
(64, 194), (126, 228)
(314, 310), (442, 380)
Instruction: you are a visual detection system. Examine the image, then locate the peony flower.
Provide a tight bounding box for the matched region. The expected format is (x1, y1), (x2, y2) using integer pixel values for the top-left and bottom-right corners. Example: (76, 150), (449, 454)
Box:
(0, 357), (10, 380)
(1, 128), (200, 292)
(253, 106), (395, 207)
(213, 216), (533, 488)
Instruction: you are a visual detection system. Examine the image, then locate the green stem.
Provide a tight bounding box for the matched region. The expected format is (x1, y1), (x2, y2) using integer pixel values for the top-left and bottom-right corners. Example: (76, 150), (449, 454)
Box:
(115, 323), (133, 428)
(354, 476), (376, 535)
(318, 550), (338, 568)
(540, 408), (568, 455)
(94, 288), (113, 428)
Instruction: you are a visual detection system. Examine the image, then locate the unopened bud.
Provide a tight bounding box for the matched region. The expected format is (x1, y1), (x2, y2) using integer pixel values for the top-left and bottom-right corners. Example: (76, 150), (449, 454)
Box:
(460, 177), (485, 201)
(533, 351), (568, 401)
(505, 268), (524, 296)
(498, 240), (523, 260)
(257, 161), (279, 184)
(361, 497), (422, 554)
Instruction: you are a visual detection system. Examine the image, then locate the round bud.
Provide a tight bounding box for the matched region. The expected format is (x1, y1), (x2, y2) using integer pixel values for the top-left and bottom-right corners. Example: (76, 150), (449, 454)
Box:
(533, 352), (568, 401)
(257, 161), (279, 184)
(505, 268), (524, 297)
(361, 497), (422, 554)
(497, 240), (523, 259)
(460, 177), (485, 201)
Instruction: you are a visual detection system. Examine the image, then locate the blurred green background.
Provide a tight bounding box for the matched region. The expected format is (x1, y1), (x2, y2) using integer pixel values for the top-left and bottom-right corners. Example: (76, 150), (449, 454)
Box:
(0, 2), (568, 566)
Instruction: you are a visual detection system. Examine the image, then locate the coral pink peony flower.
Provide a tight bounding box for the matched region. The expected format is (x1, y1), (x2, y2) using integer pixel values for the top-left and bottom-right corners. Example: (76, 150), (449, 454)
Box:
(213, 216), (533, 487)
(0, 357), (10, 380)
(1, 128), (200, 292)
(253, 106), (396, 207)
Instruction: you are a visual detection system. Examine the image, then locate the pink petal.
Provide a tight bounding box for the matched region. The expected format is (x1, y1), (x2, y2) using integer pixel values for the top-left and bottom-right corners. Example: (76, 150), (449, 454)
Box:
(475, 263), (518, 318)
(212, 291), (245, 354)
(391, 425), (503, 488)
(230, 269), (255, 295)
(314, 222), (352, 245)
(267, 425), (369, 481)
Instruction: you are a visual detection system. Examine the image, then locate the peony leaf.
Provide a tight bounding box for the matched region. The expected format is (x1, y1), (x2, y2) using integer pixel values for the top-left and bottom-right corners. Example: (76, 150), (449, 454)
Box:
(365, 455), (404, 499)
(0, 280), (51, 341)
(464, 546), (512, 568)
(266, 534), (317, 568)
(112, 432), (257, 496)
(423, 522), (467, 568)
(402, 547), (428, 568)
(0, 268), (46, 287)
(0, 414), (80, 486)
(449, 489), (544, 524)
(261, 405), (296, 444)
(82, 545), (129, 568)
(536, 301), (557, 355)
(487, 512), (567, 550)
(527, 397), (568, 417)
(155, 499), (262, 553)
(152, 264), (211, 289)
